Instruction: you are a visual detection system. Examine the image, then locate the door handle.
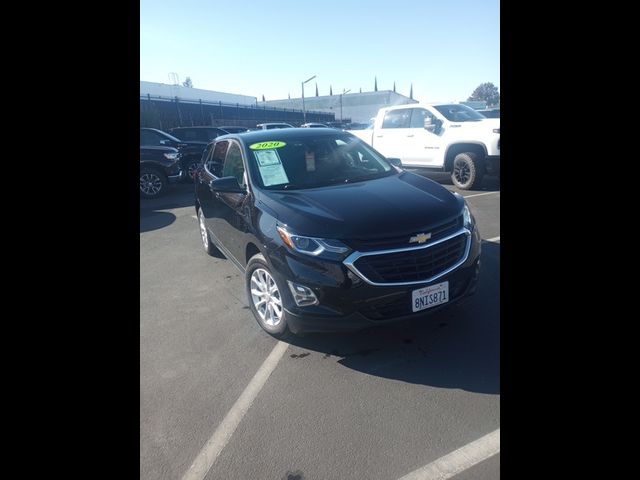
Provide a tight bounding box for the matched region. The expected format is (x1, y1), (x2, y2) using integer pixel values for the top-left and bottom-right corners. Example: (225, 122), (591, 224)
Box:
(376, 135), (383, 138)
(406, 134), (414, 137)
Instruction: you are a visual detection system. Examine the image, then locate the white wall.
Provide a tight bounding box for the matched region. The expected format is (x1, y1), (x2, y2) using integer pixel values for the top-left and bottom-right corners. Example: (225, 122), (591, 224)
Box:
(264, 91), (417, 123)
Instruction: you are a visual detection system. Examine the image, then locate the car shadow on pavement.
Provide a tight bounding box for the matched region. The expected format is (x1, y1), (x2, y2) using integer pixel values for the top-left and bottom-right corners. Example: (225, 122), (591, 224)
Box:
(284, 240), (500, 395)
(140, 183), (195, 233)
(140, 211), (177, 233)
(140, 183), (196, 211)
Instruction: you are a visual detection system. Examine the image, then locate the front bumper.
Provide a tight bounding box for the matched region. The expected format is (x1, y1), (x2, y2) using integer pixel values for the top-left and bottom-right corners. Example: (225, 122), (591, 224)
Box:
(268, 226), (482, 334)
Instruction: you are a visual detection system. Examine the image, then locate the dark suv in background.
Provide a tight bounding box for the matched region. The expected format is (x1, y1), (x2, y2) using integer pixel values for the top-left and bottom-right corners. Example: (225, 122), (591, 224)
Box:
(140, 146), (182, 198)
(140, 128), (207, 182)
(169, 126), (231, 143)
(219, 126), (250, 133)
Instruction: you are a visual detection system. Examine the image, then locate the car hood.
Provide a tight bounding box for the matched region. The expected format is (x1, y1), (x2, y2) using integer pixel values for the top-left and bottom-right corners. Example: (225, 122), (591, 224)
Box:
(257, 172), (463, 239)
(140, 146), (179, 153)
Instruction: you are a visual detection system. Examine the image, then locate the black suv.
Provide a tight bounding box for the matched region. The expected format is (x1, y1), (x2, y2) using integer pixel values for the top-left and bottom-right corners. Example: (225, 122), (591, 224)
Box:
(195, 128), (480, 337)
(140, 128), (207, 182)
(169, 126), (231, 143)
(140, 146), (182, 198)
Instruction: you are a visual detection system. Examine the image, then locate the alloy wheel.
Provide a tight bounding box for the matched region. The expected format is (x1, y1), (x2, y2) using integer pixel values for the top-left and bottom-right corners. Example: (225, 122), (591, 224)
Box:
(140, 173), (162, 196)
(250, 268), (283, 327)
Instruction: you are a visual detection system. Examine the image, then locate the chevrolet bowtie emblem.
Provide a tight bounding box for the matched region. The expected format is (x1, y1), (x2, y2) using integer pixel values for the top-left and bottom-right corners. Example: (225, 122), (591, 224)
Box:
(409, 232), (431, 244)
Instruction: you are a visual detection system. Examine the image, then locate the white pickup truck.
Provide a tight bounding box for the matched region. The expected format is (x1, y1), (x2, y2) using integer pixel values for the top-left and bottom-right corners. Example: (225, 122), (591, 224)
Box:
(348, 103), (500, 190)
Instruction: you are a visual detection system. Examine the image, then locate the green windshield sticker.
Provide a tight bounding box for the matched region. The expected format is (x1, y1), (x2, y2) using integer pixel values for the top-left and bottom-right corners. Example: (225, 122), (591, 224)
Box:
(249, 141), (286, 150)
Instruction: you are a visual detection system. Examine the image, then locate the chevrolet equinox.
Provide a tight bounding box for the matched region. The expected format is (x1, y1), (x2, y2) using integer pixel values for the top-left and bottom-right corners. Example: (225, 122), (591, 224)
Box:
(195, 128), (481, 337)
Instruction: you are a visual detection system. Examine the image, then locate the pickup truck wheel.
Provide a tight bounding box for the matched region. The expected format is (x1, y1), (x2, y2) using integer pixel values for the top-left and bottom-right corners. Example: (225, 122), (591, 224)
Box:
(246, 253), (290, 338)
(140, 167), (167, 198)
(451, 152), (484, 190)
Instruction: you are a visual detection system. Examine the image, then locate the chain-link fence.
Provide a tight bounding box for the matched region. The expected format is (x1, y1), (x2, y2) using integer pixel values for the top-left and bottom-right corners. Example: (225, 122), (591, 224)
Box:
(140, 95), (335, 130)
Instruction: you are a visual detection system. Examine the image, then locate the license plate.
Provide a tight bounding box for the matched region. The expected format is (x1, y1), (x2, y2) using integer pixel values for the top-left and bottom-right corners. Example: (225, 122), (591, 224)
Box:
(411, 281), (449, 312)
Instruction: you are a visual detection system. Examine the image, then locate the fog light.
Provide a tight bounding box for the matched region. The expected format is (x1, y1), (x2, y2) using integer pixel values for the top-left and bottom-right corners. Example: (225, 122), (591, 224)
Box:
(287, 281), (319, 307)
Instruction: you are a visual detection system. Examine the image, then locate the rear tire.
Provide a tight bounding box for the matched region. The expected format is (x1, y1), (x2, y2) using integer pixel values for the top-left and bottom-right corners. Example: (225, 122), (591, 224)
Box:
(246, 253), (291, 338)
(451, 152), (484, 190)
(198, 209), (218, 256)
(140, 167), (167, 198)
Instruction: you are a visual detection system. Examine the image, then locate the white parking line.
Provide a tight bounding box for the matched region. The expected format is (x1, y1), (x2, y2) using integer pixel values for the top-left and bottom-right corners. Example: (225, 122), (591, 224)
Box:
(181, 341), (289, 480)
(485, 236), (500, 242)
(463, 191), (499, 199)
(397, 428), (500, 480)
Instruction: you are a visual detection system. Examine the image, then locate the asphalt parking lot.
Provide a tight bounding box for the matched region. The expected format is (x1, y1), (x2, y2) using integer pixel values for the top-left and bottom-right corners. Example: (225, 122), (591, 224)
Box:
(140, 171), (500, 480)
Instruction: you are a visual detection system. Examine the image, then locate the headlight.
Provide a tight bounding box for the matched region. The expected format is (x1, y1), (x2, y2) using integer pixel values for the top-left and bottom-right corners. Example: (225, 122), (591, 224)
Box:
(276, 226), (350, 258)
(164, 152), (179, 161)
(454, 192), (474, 229)
(462, 204), (473, 228)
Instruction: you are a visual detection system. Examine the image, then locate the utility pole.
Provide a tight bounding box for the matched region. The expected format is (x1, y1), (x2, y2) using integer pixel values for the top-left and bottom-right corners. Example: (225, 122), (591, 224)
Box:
(301, 75), (316, 124)
(340, 89), (351, 122)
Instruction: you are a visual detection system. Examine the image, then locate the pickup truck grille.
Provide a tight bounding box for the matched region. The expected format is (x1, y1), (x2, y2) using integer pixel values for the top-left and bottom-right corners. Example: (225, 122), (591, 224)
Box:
(345, 216), (462, 251)
(350, 232), (468, 284)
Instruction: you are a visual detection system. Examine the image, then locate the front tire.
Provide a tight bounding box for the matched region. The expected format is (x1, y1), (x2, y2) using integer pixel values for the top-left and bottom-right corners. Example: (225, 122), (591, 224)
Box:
(451, 152), (484, 190)
(140, 167), (167, 198)
(246, 253), (290, 337)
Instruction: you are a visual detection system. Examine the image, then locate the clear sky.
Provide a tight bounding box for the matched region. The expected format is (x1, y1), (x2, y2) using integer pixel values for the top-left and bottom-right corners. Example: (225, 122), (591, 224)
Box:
(140, 0), (499, 103)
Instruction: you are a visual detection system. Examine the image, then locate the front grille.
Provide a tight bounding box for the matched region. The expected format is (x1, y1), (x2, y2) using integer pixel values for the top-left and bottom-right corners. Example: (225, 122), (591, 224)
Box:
(359, 277), (471, 321)
(345, 216), (462, 251)
(352, 233), (467, 284)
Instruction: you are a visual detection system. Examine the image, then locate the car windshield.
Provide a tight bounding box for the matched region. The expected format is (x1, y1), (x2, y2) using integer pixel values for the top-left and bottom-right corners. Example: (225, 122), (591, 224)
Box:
(434, 104), (486, 122)
(248, 134), (395, 190)
(160, 131), (183, 142)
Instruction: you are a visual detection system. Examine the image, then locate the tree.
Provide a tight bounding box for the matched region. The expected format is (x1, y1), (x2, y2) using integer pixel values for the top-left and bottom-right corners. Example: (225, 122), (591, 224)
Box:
(330, 85), (333, 95)
(409, 83), (413, 99)
(183, 77), (193, 88)
(393, 81), (396, 93)
(468, 82), (500, 106)
(374, 76), (378, 92)
(262, 94), (265, 102)
(315, 83), (318, 96)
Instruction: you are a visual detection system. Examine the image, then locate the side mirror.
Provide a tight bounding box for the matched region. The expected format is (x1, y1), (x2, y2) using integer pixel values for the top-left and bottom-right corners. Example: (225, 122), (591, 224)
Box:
(387, 157), (403, 168)
(209, 176), (246, 194)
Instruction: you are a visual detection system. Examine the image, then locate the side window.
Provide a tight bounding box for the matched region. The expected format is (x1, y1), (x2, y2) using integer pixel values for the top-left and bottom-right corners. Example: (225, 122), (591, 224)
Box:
(381, 109), (411, 129)
(410, 108), (434, 128)
(222, 142), (246, 186)
(140, 130), (162, 146)
(201, 144), (213, 163)
(205, 140), (229, 176)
